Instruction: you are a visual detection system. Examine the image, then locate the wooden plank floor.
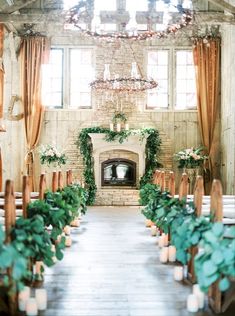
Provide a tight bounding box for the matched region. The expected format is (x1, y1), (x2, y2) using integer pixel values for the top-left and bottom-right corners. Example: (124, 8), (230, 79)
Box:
(41, 206), (235, 316)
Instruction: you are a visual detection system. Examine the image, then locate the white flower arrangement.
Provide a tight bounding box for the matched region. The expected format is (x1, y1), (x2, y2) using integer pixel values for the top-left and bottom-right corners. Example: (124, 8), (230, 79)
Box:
(174, 146), (208, 169)
(39, 144), (67, 167)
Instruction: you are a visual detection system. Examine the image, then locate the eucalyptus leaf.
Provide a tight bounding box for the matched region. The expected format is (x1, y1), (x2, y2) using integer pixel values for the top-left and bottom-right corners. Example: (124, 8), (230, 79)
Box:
(219, 277), (230, 291)
(212, 222), (224, 237)
(203, 260), (217, 276)
(211, 249), (224, 266)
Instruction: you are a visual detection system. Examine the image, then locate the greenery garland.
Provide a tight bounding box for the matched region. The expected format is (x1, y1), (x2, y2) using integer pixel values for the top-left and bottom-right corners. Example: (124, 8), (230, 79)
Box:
(76, 127), (162, 205)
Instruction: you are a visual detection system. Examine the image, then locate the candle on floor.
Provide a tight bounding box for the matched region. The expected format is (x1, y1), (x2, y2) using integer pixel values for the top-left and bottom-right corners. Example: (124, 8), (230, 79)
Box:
(145, 219), (152, 228)
(160, 246), (169, 263)
(70, 219), (80, 227)
(187, 294), (199, 312)
(116, 123), (121, 132)
(26, 298), (38, 316)
(65, 236), (72, 247)
(162, 233), (169, 246)
(193, 284), (205, 309)
(173, 266), (184, 281)
(109, 123), (114, 131)
(125, 123), (129, 130)
(18, 286), (30, 311)
(158, 235), (165, 248)
(64, 225), (71, 235)
(35, 289), (47, 311)
(51, 244), (57, 263)
(150, 225), (157, 236)
(168, 245), (176, 262)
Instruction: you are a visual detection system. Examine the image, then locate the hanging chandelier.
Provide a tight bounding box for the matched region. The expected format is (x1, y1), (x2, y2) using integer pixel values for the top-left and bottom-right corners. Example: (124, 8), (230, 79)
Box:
(89, 42), (158, 111)
(90, 41), (157, 93)
(90, 66), (158, 93)
(64, 0), (193, 41)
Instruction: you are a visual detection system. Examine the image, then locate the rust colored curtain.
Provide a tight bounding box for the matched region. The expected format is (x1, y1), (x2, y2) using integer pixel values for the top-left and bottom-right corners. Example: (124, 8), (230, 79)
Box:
(0, 25), (4, 192)
(0, 147), (2, 192)
(193, 38), (221, 192)
(20, 36), (50, 190)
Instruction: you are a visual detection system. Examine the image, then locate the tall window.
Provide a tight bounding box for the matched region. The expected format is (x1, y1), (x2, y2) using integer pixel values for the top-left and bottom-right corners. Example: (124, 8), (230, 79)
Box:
(175, 50), (196, 110)
(42, 47), (94, 109)
(42, 48), (63, 108)
(147, 48), (196, 110)
(70, 49), (94, 108)
(147, 50), (169, 109)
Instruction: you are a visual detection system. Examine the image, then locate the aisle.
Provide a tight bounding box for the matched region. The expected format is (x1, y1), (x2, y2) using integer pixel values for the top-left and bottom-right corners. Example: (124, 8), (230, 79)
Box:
(43, 206), (232, 316)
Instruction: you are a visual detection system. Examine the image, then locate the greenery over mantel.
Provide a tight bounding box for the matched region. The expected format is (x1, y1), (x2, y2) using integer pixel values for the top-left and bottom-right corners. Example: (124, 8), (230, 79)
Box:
(76, 127), (162, 205)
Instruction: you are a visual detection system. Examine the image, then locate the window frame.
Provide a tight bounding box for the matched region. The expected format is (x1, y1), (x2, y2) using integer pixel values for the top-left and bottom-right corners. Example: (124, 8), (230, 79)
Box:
(145, 46), (197, 112)
(44, 45), (95, 110)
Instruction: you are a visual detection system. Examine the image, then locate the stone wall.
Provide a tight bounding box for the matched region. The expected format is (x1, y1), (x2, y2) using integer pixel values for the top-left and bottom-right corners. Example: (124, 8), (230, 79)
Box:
(221, 20), (235, 194)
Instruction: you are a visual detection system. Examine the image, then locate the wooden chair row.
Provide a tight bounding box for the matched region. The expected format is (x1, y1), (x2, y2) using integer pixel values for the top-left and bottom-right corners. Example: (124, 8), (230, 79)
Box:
(1, 169), (74, 314)
(0, 170), (74, 221)
(153, 169), (235, 314)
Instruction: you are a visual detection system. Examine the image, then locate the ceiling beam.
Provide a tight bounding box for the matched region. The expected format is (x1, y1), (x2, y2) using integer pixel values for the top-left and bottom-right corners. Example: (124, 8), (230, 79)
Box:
(0, 11), (235, 25)
(208, 0), (235, 14)
(0, 11), (64, 24)
(1, 0), (38, 14)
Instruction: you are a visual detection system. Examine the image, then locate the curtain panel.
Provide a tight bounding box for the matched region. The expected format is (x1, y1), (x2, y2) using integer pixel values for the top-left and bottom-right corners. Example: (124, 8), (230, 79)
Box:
(193, 38), (221, 192)
(20, 36), (50, 190)
(0, 25), (4, 191)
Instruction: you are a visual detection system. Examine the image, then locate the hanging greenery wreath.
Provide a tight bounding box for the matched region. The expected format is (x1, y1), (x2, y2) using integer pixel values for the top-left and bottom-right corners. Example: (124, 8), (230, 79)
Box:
(76, 127), (162, 205)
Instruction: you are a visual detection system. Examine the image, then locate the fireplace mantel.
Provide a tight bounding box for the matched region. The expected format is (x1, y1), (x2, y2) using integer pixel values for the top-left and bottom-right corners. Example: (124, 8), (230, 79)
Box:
(88, 133), (147, 188)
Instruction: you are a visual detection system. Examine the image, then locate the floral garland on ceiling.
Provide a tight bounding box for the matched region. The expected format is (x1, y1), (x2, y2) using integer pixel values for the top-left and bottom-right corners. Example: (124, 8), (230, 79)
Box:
(75, 127), (162, 205)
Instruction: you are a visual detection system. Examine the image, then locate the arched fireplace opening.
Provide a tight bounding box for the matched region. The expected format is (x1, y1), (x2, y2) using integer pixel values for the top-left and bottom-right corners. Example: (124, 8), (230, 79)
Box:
(101, 158), (136, 187)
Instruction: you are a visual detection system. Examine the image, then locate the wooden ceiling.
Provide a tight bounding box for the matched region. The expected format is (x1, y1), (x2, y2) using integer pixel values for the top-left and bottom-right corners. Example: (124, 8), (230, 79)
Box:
(0, 0), (234, 35)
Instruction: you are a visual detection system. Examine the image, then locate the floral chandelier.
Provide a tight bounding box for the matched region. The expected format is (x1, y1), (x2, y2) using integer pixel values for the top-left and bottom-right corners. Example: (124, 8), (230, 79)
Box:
(64, 0), (193, 41)
(90, 76), (158, 93)
(90, 41), (158, 98)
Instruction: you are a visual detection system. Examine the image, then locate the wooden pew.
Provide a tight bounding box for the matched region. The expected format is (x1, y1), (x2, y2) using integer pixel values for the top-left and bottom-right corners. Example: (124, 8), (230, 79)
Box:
(66, 169), (73, 186)
(52, 171), (58, 193)
(160, 171), (165, 192)
(178, 173), (189, 201)
(58, 170), (64, 190)
(168, 171), (175, 197)
(187, 175), (204, 283)
(39, 173), (47, 200)
(153, 169), (161, 186)
(4, 180), (17, 314)
(208, 180), (235, 314)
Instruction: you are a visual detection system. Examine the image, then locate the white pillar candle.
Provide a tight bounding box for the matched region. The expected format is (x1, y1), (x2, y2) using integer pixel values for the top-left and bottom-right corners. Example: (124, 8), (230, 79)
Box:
(63, 225), (71, 235)
(168, 245), (176, 262)
(150, 225), (157, 236)
(193, 284), (205, 309)
(65, 236), (72, 247)
(158, 235), (165, 248)
(35, 289), (47, 311)
(26, 298), (38, 316)
(51, 244), (57, 263)
(187, 294), (199, 313)
(159, 246), (169, 263)
(162, 233), (169, 246)
(18, 286), (30, 311)
(145, 219), (152, 227)
(109, 123), (114, 131)
(116, 123), (121, 132)
(70, 219), (80, 227)
(173, 266), (184, 281)
(125, 123), (129, 130)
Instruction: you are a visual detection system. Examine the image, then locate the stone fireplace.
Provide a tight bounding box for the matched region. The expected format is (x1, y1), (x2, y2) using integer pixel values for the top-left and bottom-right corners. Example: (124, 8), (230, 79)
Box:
(102, 158), (136, 187)
(88, 133), (146, 205)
